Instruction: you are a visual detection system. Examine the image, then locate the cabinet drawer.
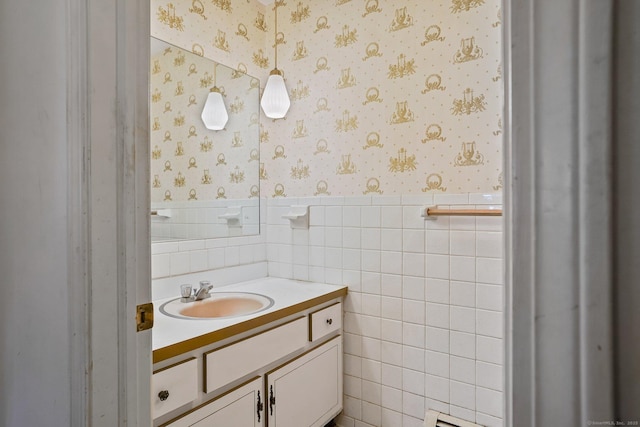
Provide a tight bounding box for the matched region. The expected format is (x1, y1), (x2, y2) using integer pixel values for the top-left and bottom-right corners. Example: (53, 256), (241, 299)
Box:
(152, 357), (198, 419)
(309, 302), (342, 342)
(205, 316), (307, 393)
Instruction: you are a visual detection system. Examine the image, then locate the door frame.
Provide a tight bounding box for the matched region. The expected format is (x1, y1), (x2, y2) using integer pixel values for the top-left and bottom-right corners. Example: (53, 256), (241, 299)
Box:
(504, 0), (617, 424)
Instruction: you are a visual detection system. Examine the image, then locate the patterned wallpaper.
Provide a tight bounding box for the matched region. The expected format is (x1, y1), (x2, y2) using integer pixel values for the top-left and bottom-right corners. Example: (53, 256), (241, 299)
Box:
(150, 42), (260, 202)
(152, 0), (503, 198)
(152, 0), (269, 79)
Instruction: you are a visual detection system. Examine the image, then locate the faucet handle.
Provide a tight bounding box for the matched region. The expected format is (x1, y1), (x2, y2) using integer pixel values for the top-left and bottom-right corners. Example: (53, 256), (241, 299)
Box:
(180, 284), (195, 302)
(199, 280), (213, 290)
(180, 284), (193, 298)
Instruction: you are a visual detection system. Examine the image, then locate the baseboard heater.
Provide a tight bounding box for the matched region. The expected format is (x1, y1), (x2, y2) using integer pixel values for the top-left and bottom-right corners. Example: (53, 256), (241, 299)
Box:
(424, 410), (483, 427)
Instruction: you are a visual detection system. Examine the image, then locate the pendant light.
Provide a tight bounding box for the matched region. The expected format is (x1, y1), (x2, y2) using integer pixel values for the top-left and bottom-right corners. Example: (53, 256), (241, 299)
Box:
(260, 1), (290, 119)
(201, 63), (229, 130)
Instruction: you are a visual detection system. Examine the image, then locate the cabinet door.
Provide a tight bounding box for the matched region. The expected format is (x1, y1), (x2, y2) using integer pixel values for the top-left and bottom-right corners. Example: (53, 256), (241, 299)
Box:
(164, 377), (265, 427)
(266, 336), (342, 427)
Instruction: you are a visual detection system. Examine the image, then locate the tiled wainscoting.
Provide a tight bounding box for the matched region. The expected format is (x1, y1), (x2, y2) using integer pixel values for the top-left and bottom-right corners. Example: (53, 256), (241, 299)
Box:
(151, 199), (260, 241)
(265, 193), (504, 427)
(151, 192), (504, 427)
(151, 232), (267, 280)
(150, 200), (267, 282)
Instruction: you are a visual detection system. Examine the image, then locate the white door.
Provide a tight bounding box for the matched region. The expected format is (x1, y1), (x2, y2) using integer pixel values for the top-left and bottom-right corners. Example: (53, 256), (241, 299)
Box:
(266, 337), (342, 427)
(166, 377), (265, 427)
(0, 0), (153, 425)
(114, 0), (154, 423)
(80, 0), (153, 425)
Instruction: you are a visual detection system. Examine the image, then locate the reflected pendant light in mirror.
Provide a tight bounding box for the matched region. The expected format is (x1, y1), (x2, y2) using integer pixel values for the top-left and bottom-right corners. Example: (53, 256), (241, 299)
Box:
(202, 63), (228, 130)
(260, 1), (290, 119)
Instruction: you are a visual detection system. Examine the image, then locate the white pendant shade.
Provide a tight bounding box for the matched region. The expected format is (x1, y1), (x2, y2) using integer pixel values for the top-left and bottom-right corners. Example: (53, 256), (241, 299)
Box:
(201, 89), (228, 130)
(260, 71), (290, 119)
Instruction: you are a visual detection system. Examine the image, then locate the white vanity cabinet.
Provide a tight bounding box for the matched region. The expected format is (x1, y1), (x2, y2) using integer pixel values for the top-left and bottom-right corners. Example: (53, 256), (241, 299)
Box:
(266, 336), (342, 427)
(153, 293), (345, 427)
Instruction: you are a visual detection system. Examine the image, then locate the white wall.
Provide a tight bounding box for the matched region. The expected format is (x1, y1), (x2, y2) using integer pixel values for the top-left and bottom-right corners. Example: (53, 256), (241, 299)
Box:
(266, 194), (504, 427)
(0, 1), (71, 425)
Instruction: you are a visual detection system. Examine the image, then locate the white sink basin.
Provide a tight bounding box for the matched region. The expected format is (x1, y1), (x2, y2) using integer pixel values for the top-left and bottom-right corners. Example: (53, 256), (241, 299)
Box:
(160, 292), (274, 320)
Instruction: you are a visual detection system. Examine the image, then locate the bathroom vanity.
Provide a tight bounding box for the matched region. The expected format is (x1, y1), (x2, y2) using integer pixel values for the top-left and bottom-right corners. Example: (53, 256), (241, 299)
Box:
(151, 278), (347, 427)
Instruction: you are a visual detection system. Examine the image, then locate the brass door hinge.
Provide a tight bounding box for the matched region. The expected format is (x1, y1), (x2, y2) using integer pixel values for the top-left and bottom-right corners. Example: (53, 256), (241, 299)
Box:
(136, 302), (154, 332)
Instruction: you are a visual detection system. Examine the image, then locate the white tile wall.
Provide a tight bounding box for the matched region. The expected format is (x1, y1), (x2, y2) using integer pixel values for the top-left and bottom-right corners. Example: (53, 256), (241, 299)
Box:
(382, 320), (403, 344)
(265, 194), (503, 427)
(381, 407), (402, 426)
(362, 338), (381, 362)
(450, 331), (476, 359)
(426, 326), (450, 354)
(362, 379), (381, 404)
(451, 281), (476, 308)
(426, 254), (450, 280)
(425, 351), (449, 378)
(382, 364), (403, 389)
(450, 380), (475, 411)
(450, 356), (476, 385)
(151, 215), (267, 282)
(426, 279), (450, 304)
(345, 375), (363, 399)
(476, 387), (503, 418)
(403, 323), (425, 348)
(150, 199), (260, 241)
(450, 306), (476, 334)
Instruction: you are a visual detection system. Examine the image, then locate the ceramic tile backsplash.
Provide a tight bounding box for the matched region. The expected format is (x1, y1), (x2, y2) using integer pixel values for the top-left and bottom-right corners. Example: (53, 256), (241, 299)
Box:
(150, 212), (267, 285)
(265, 194), (503, 427)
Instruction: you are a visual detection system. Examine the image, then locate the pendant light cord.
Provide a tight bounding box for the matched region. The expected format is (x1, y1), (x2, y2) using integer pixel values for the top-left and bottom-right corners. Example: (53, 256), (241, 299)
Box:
(274, 2), (278, 70)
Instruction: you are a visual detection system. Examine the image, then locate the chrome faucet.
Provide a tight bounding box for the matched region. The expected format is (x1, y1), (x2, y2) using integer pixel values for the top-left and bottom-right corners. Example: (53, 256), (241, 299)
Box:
(194, 281), (213, 301)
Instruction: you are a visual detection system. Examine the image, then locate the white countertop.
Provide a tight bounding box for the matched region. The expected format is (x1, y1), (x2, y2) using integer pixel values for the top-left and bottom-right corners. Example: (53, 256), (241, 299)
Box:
(152, 277), (347, 358)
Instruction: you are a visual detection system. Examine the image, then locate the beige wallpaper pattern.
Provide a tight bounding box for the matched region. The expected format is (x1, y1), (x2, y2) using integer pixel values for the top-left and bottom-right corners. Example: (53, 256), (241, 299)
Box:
(152, 0), (503, 198)
(150, 44), (260, 202)
(152, 0), (269, 78)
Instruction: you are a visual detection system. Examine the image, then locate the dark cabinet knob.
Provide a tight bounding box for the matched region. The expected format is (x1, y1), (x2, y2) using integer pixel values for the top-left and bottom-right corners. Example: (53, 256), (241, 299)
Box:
(326, 318), (333, 325)
(158, 390), (170, 401)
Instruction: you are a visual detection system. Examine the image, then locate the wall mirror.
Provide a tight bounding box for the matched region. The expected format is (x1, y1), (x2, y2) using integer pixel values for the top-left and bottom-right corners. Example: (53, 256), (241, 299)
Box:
(150, 37), (261, 242)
